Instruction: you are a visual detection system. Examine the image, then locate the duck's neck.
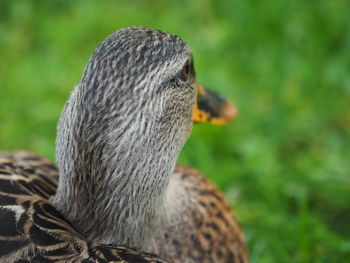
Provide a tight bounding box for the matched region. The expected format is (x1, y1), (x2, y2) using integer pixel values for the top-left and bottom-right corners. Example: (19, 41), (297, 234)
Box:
(54, 149), (173, 247)
(51, 90), (191, 247)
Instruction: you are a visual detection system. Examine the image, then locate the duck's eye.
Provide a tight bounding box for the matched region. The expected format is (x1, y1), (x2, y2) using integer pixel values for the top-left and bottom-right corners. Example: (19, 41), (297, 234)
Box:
(181, 62), (191, 81)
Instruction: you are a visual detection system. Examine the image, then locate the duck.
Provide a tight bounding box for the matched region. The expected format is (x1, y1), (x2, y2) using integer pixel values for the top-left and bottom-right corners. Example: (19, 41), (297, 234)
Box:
(0, 26), (248, 263)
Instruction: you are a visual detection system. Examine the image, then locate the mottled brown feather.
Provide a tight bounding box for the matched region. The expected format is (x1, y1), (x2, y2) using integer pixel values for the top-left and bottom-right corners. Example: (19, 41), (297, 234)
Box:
(0, 151), (247, 262)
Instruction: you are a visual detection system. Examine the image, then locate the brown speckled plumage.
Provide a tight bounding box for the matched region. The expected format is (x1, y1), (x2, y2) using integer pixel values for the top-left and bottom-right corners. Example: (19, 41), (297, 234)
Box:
(0, 26), (247, 263)
(155, 166), (247, 263)
(0, 152), (247, 262)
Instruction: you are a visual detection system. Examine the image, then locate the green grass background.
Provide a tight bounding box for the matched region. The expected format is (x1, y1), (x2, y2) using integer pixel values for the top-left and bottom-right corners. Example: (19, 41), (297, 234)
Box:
(1, 0), (350, 262)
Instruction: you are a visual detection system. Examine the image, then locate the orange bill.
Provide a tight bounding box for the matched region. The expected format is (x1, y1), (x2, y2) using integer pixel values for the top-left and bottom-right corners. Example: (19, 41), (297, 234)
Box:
(193, 84), (237, 125)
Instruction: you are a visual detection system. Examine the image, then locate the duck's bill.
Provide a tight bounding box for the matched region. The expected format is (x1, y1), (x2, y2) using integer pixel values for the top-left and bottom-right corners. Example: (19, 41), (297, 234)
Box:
(193, 84), (237, 125)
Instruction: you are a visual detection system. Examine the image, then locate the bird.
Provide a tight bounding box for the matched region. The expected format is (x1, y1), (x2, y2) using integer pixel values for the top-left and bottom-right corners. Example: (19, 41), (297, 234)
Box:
(0, 26), (248, 263)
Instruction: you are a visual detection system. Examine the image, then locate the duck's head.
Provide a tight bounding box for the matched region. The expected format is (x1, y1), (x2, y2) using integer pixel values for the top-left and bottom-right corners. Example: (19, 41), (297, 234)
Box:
(54, 26), (236, 244)
(57, 26), (235, 181)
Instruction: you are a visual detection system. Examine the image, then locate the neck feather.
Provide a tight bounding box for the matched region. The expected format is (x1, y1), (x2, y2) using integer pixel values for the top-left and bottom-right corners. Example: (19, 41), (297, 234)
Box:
(51, 87), (191, 247)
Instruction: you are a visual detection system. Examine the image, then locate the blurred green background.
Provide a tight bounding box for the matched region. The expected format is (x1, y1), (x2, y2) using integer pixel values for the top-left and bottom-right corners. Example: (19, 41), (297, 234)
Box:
(1, 0), (350, 262)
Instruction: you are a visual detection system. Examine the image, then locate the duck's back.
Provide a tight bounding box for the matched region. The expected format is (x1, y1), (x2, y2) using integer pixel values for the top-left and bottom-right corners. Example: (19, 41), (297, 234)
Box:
(0, 152), (167, 263)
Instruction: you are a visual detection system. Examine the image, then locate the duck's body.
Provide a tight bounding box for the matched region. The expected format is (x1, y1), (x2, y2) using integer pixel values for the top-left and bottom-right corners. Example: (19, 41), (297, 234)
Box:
(0, 27), (247, 263)
(0, 152), (246, 263)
